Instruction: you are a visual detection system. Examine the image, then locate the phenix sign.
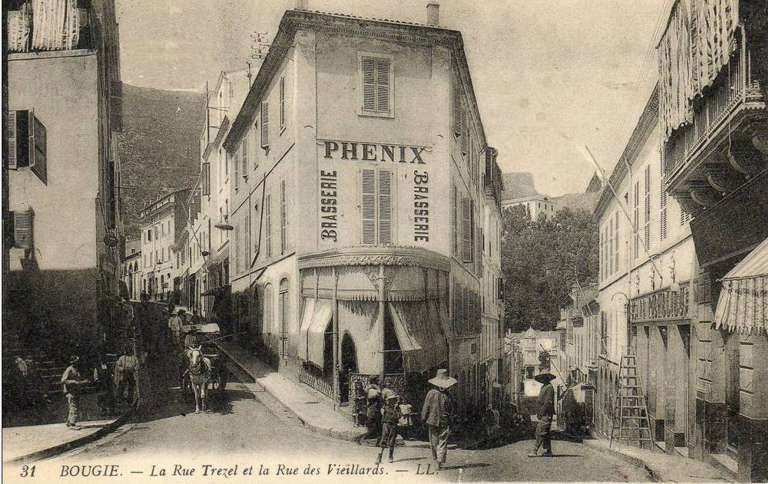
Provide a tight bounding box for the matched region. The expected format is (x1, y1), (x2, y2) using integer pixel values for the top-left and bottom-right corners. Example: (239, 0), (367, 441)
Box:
(322, 140), (428, 164)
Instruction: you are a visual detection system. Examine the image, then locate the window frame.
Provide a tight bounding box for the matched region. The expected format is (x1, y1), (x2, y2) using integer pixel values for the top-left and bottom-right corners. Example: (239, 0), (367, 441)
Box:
(357, 52), (395, 119)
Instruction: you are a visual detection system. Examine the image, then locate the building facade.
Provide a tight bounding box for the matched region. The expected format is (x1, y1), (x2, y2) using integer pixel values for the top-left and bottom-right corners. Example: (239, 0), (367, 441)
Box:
(500, 194), (555, 222)
(221, 6), (504, 415)
(4, 0), (123, 355)
(121, 236), (142, 301)
(138, 189), (189, 302)
(656, 0), (768, 479)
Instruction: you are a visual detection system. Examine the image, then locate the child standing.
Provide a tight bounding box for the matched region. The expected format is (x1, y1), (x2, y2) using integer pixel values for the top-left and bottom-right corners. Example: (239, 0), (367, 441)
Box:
(376, 393), (401, 464)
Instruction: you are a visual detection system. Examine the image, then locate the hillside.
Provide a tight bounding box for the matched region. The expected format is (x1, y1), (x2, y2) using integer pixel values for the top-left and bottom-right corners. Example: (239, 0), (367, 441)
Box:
(501, 172), (540, 201)
(118, 84), (206, 236)
(551, 192), (601, 214)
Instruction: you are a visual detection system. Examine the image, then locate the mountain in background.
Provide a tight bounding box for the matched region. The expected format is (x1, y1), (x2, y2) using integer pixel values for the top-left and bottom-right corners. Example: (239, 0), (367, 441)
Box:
(501, 172), (541, 201)
(118, 84), (205, 237)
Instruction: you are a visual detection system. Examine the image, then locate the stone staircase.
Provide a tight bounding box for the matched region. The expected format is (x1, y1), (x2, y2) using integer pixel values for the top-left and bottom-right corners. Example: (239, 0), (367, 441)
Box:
(3, 331), (70, 397)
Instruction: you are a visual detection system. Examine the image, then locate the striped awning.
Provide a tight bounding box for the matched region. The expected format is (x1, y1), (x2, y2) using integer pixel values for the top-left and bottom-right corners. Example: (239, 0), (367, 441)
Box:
(714, 237), (768, 334)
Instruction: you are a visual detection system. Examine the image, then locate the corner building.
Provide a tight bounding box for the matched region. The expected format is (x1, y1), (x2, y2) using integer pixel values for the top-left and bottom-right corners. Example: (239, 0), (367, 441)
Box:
(223, 7), (504, 416)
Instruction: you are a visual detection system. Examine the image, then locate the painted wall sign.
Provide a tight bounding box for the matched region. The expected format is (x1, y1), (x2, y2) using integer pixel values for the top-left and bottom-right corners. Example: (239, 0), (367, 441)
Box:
(319, 170), (338, 242)
(630, 282), (690, 323)
(413, 170), (430, 242)
(322, 140), (428, 164)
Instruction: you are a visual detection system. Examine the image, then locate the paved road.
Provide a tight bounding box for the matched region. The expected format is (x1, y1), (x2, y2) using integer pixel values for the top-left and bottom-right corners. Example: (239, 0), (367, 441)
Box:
(23, 381), (648, 483)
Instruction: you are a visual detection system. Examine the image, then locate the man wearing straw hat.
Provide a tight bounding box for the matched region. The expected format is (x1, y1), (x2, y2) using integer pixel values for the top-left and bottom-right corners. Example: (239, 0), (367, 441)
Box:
(528, 368), (557, 457)
(421, 369), (456, 469)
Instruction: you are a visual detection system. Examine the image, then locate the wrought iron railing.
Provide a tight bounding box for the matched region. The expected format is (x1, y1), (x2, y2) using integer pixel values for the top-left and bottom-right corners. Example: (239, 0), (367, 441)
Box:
(298, 364), (335, 399)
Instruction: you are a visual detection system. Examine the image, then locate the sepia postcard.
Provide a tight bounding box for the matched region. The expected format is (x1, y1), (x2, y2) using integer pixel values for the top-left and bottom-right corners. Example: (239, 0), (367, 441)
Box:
(2, 0), (767, 482)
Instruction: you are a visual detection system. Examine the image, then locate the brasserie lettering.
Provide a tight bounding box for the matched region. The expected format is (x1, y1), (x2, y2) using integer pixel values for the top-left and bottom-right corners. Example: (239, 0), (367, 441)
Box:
(413, 170), (430, 242)
(324, 140), (427, 164)
(319, 170), (338, 242)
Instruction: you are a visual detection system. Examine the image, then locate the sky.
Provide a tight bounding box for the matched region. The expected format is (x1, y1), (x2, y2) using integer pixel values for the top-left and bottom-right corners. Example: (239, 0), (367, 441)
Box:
(116, 0), (669, 196)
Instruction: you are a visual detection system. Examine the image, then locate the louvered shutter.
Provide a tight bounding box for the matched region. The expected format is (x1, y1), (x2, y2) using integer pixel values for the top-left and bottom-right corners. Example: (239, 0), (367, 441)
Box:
(462, 198), (472, 262)
(260, 102), (269, 147)
(280, 179), (287, 253)
(361, 57), (376, 113)
(7, 111), (17, 169)
(202, 163), (210, 196)
(453, 83), (462, 136)
(279, 76), (286, 128)
(361, 169), (376, 244)
(451, 185), (458, 256)
(375, 59), (390, 114)
(242, 137), (248, 176)
(14, 209), (33, 249)
(378, 170), (392, 244)
(265, 193), (272, 257)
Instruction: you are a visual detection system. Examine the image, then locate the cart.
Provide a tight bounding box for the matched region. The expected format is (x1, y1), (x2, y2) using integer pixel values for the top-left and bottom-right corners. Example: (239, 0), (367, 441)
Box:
(180, 323), (228, 399)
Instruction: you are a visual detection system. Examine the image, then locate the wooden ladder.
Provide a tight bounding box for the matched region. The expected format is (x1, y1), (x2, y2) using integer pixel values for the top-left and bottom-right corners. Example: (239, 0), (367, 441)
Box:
(609, 352), (654, 449)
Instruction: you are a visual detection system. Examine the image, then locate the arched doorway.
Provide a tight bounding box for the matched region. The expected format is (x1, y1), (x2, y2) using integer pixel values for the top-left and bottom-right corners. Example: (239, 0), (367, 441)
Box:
(340, 333), (358, 404)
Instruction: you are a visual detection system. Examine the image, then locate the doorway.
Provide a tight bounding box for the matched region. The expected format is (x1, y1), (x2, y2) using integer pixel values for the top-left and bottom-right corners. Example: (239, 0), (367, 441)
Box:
(724, 332), (740, 459)
(340, 333), (358, 404)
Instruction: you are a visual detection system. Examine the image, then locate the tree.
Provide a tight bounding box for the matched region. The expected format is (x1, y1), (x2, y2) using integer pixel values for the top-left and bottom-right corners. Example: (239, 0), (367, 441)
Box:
(501, 206), (598, 333)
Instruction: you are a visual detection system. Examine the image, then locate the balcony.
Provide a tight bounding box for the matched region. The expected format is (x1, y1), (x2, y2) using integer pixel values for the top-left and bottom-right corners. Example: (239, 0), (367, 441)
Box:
(663, 29), (768, 214)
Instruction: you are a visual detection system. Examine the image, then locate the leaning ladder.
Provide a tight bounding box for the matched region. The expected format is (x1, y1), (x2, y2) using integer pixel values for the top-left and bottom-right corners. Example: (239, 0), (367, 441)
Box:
(609, 352), (654, 449)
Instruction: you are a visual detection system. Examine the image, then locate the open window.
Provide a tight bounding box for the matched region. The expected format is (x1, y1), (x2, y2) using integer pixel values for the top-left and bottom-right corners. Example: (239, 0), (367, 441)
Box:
(8, 110), (47, 184)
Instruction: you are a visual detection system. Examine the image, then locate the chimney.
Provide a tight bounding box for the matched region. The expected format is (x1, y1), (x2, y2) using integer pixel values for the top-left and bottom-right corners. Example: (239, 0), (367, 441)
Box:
(426, 1), (439, 26)
(295, 0), (308, 10)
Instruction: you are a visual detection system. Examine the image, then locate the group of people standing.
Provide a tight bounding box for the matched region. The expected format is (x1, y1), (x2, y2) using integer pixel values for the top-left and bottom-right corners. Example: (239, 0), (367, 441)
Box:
(361, 369), (457, 470)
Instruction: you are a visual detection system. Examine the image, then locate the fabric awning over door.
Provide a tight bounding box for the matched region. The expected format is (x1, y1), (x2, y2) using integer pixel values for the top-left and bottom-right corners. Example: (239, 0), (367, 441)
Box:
(714, 237), (768, 334)
(388, 301), (448, 373)
(299, 298), (333, 367)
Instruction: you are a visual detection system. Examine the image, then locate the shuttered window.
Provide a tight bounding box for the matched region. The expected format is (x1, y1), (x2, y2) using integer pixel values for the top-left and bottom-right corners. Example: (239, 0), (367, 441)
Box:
(202, 163), (210, 196)
(451, 185), (458, 256)
(360, 55), (392, 116)
(360, 168), (393, 245)
(660, 162), (668, 240)
(13, 209), (34, 249)
(633, 181), (640, 259)
(644, 165), (651, 249)
(361, 169), (376, 244)
(7, 111), (17, 169)
(280, 179), (287, 254)
(242, 137), (248, 178)
(453, 81), (463, 137)
(265, 193), (272, 257)
(462, 198), (473, 263)
(279, 76), (286, 130)
(378, 171), (392, 244)
(7, 110), (46, 184)
(613, 212), (619, 274)
(260, 102), (269, 148)
(234, 147), (239, 190)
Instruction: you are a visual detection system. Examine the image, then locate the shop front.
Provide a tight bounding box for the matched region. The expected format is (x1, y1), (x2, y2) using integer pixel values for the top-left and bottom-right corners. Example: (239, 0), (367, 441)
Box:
(297, 247), (451, 414)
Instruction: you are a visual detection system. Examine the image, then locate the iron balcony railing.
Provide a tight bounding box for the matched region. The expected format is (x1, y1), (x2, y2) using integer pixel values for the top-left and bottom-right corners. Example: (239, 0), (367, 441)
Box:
(663, 27), (763, 180)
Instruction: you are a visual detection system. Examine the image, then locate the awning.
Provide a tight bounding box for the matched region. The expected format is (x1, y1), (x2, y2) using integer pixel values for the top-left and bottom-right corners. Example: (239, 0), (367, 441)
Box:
(389, 301), (448, 373)
(714, 237), (768, 334)
(300, 299), (333, 367)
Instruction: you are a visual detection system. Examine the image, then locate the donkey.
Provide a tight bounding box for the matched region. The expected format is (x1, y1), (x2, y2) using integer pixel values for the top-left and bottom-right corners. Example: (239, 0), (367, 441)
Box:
(185, 346), (211, 413)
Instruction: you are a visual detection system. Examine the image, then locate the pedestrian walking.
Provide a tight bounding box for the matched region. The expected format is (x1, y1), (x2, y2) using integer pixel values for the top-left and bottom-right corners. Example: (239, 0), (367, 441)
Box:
(169, 308), (187, 350)
(61, 356), (89, 430)
(375, 393), (402, 465)
(421, 369), (456, 469)
(528, 370), (557, 457)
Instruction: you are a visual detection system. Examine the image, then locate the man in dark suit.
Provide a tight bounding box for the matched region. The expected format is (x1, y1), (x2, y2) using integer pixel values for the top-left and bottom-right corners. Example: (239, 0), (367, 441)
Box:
(529, 370), (556, 457)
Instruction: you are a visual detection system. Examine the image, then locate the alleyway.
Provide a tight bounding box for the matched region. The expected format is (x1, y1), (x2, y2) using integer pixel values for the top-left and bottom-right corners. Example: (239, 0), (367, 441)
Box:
(7, 380), (649, 483)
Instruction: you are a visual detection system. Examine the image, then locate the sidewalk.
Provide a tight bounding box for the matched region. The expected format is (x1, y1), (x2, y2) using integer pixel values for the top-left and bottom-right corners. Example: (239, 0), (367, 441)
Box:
(3, 415), (129, 464)
(583, 437), (732, 482)
(218, 341), (367, 442)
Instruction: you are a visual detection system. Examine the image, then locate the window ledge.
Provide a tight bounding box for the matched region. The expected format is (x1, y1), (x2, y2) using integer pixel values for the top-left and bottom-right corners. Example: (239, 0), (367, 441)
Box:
(357, 111), (395, 119)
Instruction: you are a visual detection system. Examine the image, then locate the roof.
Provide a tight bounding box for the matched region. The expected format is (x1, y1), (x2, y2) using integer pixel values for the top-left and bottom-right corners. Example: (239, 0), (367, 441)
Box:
(594, 83), (659, 218)
(224, 9), (485, 151)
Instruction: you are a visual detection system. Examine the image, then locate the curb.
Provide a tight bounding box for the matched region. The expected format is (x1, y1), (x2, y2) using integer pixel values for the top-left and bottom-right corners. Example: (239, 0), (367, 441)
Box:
(219, 345), (366, 443)
(582, 439), (661, 482)
(7, 406), (136, 465)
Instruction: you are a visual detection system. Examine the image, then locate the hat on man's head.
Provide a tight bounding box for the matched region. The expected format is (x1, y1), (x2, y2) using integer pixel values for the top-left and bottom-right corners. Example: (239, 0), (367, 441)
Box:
(534, 371), (556, 384)
(429, 369), (457, 389)
(70, 355), (80, 364)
